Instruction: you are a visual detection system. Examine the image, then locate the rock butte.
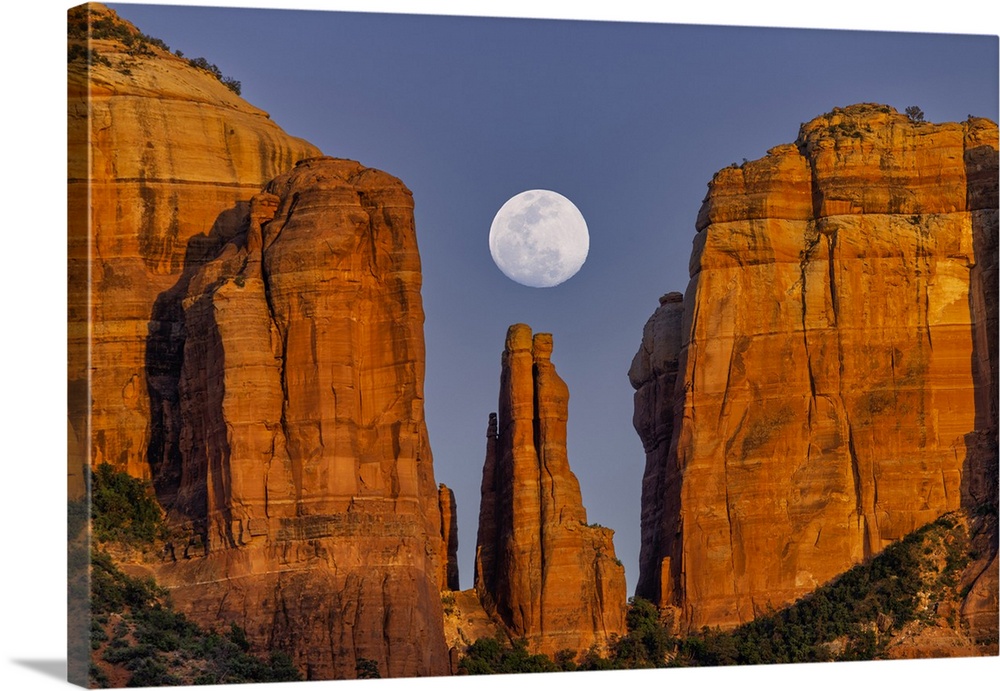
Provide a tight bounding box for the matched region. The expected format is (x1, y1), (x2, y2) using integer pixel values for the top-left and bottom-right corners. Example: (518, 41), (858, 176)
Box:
(630, 104), (998, 638)
(151, 157), (450, 679)
(69, 5), (449, 679)
(475, 324), (628, 657)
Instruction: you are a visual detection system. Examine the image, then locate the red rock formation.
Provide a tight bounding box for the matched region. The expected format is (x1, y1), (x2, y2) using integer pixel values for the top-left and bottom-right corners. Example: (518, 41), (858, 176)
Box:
(70, 6), (451, 679)
(628, 292), (685, 606)
(475, 324), (627, 656)
(148, 157), (449, 679)
(67, 3), (321, 484)
(630, 104), (998, 632)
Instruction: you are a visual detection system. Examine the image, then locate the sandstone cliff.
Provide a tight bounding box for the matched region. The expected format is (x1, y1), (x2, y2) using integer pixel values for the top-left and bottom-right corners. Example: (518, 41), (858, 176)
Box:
(151, 157), (449, 678)
(68, 3), (321, 484)
(630, 104), (998, 633)
(69, 4), (451, 679)
(475, 324), (628, 657)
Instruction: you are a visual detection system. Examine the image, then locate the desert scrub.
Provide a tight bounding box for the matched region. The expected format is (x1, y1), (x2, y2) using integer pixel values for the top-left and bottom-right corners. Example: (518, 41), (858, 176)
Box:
(67, 6), (243, 95)
(674, 512), (973, 665)
(453, 514), (977, 675)
(89, 548), (302, 686)
(459, 637), (559, 675)
(67, 44), (111, 66)
(90, 463), (166, 547)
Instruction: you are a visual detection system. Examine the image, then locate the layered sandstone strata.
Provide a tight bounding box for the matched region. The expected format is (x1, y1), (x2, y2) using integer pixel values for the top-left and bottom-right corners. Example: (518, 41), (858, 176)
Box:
(150, 157), (450, 679)
(67, 3), (321, 482)
(475, 324), (627, 656)
(69, 5), (452, 678)
(630, 104), (999, 630)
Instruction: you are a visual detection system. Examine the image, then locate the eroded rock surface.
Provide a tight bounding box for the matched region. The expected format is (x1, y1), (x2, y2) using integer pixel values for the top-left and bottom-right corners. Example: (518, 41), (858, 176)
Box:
(149, 157), (450, 679)
(630, 104), (998, 632)
(70, 5), (451, 679)
(475, 324), (627, 657)
(68, 3), (321, 482)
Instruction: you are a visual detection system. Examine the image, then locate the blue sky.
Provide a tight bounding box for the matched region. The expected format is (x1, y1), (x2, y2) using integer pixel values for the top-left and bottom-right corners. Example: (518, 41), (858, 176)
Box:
(100, 1), (999, 595)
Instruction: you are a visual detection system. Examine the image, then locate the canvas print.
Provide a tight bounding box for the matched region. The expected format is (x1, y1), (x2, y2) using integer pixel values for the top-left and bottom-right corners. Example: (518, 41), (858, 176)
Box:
(66, 1), (999, 687)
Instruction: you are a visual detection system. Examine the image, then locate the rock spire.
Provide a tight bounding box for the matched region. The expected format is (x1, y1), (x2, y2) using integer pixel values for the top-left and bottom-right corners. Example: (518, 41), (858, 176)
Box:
(475, 324), (627, 656)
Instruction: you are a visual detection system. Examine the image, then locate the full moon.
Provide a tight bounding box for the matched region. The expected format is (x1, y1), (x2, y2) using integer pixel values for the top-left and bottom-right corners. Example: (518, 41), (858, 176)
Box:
(489, 189), (590, 288)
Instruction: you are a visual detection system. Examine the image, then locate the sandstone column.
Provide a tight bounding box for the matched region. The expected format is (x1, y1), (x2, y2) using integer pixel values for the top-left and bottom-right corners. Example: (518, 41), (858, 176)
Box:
(475, 324), (627, 657)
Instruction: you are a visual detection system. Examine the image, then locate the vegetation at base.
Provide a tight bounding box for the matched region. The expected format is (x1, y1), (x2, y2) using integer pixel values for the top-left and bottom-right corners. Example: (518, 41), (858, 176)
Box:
(90, 463), (166, 547)
(458, 513), (976, 674)
(355, 658), (381, 679)
(87, 464), (302, 685)
(67, 5), (242, 94)
(89, 549), (302, 687)
(458, 637), (560, 674)
(671, 515), (970, 666)
(612, 596), (673, 668)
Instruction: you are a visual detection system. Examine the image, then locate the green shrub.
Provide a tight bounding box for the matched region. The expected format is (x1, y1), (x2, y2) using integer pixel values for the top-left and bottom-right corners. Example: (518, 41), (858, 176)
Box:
(221, 76), (242, 95)
(89, 661), (110, 688)
(458, 636), (559, 674)
(554, 649), (578, 671)
(90, 464), (165, 546)
(89, 547), (303, 685)
(905, 106), (926, 123)
(67, 44), (111, 66)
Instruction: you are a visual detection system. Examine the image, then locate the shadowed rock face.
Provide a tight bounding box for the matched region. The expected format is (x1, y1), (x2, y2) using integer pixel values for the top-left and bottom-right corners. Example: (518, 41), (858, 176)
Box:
(67, 4), (322, 485)
(628, 292), (685, 605)
(476, 324), (627, 657)
(440, 484), (461, 591)
(150, 157), (450, 680)
(630, 104), (998, 632)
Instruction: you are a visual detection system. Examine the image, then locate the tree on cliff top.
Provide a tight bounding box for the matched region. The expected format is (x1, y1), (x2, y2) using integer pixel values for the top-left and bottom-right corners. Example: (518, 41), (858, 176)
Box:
(905, 105), (926, 123)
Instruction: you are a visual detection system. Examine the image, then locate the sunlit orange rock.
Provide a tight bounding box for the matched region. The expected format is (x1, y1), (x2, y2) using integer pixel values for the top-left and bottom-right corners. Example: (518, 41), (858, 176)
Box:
(67, 3), (321, 482)
(631, 104), (998, 631)
(151, 157), (450, 679)
(69, 5), (451, 679)
(476, 324), (627, 657)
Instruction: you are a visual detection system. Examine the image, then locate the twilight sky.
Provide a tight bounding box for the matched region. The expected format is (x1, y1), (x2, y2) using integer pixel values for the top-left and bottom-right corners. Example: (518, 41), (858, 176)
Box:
(98, 1), (997, 595)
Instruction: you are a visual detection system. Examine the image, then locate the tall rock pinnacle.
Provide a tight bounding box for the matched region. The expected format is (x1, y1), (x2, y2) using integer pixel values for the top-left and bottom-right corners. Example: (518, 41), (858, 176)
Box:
(475, 324), (627, 657)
